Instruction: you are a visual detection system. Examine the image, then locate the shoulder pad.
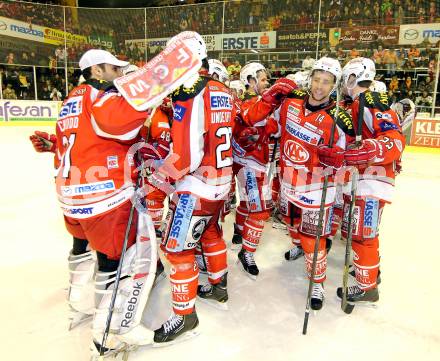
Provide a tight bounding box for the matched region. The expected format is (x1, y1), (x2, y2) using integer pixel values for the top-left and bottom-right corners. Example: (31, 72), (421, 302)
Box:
(171, 76), (209, 102)
(326, 105), (355, 137)
(287, 89), (307, 99)
(364, 90), (390, 112)
(243, 91), (257, 100)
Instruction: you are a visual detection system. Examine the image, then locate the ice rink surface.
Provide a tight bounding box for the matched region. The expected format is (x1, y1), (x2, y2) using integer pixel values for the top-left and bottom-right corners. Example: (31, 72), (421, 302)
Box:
(1, 125), (440, 361)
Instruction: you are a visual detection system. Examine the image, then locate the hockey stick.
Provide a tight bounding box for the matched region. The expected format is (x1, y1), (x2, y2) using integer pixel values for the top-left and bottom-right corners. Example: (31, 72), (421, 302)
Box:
(340, 92), (364, 314)
(98, 110), (156, 359)
(302, 90), (339, 335)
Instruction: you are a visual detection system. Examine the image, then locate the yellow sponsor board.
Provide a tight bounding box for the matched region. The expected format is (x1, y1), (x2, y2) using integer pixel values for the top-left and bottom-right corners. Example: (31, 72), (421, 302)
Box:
(43, 27), (87, 46)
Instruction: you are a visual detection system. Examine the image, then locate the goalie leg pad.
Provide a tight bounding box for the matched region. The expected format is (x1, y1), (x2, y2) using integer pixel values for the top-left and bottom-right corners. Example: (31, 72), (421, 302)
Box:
(92, 212), (157, 348)
(68, 249), (96, 314)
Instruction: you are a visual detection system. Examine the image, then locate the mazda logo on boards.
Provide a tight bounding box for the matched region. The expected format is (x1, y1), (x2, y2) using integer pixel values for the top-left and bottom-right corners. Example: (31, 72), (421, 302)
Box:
(0, 21), (7, 31)
(404, 29), (418, 40)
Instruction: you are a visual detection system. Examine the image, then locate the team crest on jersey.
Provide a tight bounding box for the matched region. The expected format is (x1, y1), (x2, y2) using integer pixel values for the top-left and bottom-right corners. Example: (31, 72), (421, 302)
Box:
(59, 96), (83, 118)
(284, 139), (309, 164)
(173, 104), (187, 122)
(107, 155), (118, 169)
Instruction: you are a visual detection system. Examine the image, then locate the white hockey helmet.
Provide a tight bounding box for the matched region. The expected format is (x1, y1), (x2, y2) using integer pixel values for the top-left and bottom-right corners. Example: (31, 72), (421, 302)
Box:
(229, 79), (246, 94)
(391, 98), (416, 129)
(312, 56), (342, 84)
(208, 59), (229, 83)
(167, 31), (207, 60)
(286, 70), (310, 90)
(240, 62), (266, 86)
(369, 80), (387, 93)
(342, 57), (376, 90)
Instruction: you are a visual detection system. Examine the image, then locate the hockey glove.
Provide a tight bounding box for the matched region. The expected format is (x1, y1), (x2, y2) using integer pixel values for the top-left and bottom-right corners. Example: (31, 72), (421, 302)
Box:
(29, 131), (57, 153)
(317, 145), (345, 169)
(236, 127), (260, 151)
(261, 78), (297, 108)
(138, 139), (170, 161)
(344, 139), (386, 166)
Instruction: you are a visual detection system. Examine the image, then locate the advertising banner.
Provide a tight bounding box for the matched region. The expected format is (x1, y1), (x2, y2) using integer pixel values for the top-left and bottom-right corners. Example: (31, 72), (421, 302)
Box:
(0, 16), (86, 46)
(127, 34), (220, 54)
(221, 31), (276, 50)
(0, 16), (46, 43)
(88, 34), (114, 50)
(0, 100), (60, 122)
(126, 31), (275, 54)
(410, 118), (440, 148)
(399, 23), (440, 45)
(277, 29), (329, 49)
(43, 27), (87, 46)
(331, 26), (399, 47)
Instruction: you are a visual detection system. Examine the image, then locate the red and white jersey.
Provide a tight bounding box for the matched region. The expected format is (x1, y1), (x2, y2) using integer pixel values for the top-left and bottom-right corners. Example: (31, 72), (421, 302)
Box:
(158, 76), (236, 200)
(274, 89), (353, 208)
(55, 79), (149, 219)
(345, 90), (405, 202)
(232, 92), (275, 171)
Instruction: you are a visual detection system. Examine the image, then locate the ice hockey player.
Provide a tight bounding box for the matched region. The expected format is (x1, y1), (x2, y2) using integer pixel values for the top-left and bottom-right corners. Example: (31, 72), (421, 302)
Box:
(230, 62), (296, 279)
(148, 34), (236, 345)
(337, 57), (405, 306)
(195, 59), (233, 273)
(268, 57), (353, 310)
(54, 49), (161, 356)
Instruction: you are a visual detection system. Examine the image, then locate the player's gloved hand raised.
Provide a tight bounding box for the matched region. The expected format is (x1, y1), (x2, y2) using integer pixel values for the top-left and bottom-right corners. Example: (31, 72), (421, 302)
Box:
(344, 139), (385, 166)
(236, 127), (260, 152)
(29, 131), (57, 153)
(317, 145), (345, 169)
(261, 78), (297, 108)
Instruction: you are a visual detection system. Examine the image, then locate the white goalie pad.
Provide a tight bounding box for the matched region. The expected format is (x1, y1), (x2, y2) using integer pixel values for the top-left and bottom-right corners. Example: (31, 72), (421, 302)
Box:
(92, 210), (158, 349)
(68, 250), (96, 315)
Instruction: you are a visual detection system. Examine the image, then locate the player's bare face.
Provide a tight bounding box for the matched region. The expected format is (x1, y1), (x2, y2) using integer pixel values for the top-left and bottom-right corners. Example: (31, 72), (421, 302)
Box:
(101, 64), (123, 82)
(256, 71), (269, 95)
(309, 71), (334, 105)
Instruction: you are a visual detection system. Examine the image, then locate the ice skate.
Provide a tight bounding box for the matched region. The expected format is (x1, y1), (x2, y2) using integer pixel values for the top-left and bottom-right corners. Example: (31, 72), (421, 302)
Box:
(153, 310), (199, 347)
(237, 249), (259, 280)
(197, 274), (228, 310)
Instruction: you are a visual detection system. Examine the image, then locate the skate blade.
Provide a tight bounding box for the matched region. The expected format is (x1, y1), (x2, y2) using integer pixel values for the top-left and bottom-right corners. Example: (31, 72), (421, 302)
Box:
(347, 301), (379, 309)
(235, 259), (258, 281)
(336, 296), (379, 310)
(69, 312), (93, 330)
(197, 296), (229, 311)
(152, 328), (200, 348)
